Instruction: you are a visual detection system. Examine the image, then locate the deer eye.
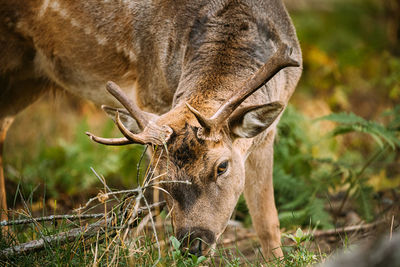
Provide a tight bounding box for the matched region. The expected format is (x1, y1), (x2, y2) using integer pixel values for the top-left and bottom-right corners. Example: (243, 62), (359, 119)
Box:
(217, 160), (229, 176)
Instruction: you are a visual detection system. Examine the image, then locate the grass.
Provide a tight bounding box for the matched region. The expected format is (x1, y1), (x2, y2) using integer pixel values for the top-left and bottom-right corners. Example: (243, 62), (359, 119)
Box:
(0, 208), (327, 266)
(2, 103), (398, 266)
(2, 0), (399, 265)
(2, 102), (398, 266)
(1, 146), (328, 266)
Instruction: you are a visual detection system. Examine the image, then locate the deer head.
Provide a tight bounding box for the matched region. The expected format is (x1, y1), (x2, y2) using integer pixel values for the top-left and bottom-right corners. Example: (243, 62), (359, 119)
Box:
(86, 40), (299, 256)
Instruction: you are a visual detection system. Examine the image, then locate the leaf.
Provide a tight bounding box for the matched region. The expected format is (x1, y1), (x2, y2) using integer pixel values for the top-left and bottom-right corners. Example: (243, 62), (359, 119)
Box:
(355, 183), (375, 222)
(319, 112), (400, 149)
(197, 256), (207, 264)
(282, 233), (297, 243)
(169, 236), (181, 251)
(296, 228), (304, 240)
(190, 254), (198, 263)
(318, 112), (366, 124)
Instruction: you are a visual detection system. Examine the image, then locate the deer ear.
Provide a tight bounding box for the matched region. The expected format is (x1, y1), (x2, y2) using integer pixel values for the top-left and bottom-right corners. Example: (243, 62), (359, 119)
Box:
(101, 105), (141, 134)
(228, 101), (284, 138)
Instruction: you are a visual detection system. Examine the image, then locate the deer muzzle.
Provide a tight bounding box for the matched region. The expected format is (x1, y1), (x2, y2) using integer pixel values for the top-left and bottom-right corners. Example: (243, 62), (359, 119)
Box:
(176, 227), (216, 256)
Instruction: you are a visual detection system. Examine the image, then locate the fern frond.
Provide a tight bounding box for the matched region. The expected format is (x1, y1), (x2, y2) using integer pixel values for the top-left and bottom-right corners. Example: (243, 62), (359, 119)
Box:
(319, 112), (400, 149)
(354, 182), (375, 222)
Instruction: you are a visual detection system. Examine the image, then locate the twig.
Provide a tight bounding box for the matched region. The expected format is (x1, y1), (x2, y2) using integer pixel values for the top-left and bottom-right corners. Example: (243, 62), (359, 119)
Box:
(337, 146), (387, 216)
(1, 217), (113, 258)
(90, 167), (119, 202)
(74, 189), (141, 212)
(312, 220), (385, 238)
(141, 145), (164, 267)
(75, 179), (187, 213)
(136, 145), (148, 185)
(0, 214), (105, 226)
(0, 201), (165, 258)
(221, 220), (389, 246)
(149, 180), (191, 186)
(390, 215), (394, 240)
(143, 194), (161, 265)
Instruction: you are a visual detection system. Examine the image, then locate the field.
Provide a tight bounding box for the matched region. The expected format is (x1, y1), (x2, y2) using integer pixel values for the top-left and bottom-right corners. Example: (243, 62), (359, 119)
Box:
(1, 0), (399, 265)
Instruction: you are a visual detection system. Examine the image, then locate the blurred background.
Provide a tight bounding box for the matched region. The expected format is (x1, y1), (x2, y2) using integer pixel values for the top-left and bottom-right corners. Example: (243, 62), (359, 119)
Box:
(3, 0), (400, 234)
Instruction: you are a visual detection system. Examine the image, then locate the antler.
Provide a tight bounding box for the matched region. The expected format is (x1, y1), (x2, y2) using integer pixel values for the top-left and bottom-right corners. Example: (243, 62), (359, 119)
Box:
(187, 39), (300, 135)
(105, 81), (151, 130)
(86, 81), (173, 146)
(85, 133), (132, 146)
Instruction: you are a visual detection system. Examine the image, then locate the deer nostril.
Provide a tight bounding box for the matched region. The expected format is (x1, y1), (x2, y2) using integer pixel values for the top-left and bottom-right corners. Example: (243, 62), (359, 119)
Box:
(176, 227), (215, 256)
(198, 240), (202, 255)
(178, 235), (204, 256)
(188, 239), (203, 257)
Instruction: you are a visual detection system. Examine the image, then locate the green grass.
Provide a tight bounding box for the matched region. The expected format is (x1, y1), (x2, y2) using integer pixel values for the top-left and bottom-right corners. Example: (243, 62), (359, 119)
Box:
(2, 0), (400, 264)
(0, 212), (327, 267)
(3, 103), (398, 265)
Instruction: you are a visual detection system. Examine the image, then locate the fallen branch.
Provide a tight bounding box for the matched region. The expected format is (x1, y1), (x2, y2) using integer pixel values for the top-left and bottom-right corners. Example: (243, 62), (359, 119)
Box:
(1, 217), (112, 258)
(220, 220), (390, 246)
(0, 201), (165, 258)
(0, 150), (180, 260)
(0, 213), (105, 226)
(313, 220), (386, 238)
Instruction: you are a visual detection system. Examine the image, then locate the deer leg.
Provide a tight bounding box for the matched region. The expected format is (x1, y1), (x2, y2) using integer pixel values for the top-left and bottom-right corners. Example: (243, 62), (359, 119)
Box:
(244, 130), (283, 259)
(0, 76), (49, 223)
(0, 117), (14, 223)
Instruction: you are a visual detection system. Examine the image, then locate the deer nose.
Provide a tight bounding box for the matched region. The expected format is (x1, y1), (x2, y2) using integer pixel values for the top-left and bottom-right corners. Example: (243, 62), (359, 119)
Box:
(186, 238), (203, 256)
(176, 227), (215, 257)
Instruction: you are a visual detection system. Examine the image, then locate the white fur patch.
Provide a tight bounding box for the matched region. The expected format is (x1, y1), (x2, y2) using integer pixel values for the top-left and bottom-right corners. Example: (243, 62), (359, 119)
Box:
(232, 126), (251, 138)
(115, 43), (137, 63)
(49, 1), (61, 12)
(122, 70), (135, 79)
(38, 0), (50, 17)
(41, 0), (136, 63)
(116, 42), (123, 53)
(96, 35), (107, 46)
(48, 1), (70, 20)
(243, 112), (266, 128)
(70, 18), (79, 28)
(128, 51), (136, 62)
(84, 26), (92, 35)
(233, 112), (267, 138)
(15, 21), (25, 30)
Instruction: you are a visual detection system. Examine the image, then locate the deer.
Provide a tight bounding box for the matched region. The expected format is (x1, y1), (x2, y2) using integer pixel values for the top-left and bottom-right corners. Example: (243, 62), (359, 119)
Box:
(0, 0), (302, 258)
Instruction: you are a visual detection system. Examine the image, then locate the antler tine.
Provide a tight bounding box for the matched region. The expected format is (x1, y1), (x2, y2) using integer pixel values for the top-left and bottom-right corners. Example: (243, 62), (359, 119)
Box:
(115, 112), (148, 144)
(115, 111), (172, 145)
(185, 103), (213, 130)
(209, 41), (300, 127)
(106, 81), (149, 130)
(85, 132), (133, 146)
(86, 112), (170, 146)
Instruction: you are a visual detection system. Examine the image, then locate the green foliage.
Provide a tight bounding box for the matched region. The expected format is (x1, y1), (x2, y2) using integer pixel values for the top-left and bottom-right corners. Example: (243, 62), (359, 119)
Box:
(322, 107), (400, 221)
(283, 228), (310, 246)
(282, 229), (323, 267)
(3, 0), (400, 264)
(292, 0), (400, 111)
(273, 106), (334, 229)
(6, 118), (148, 200)
(320, 112), (400, 149)
(1, 219), (328, 267)
(293, 0), (387, 65)
(273, 104), (400, 229)
(384, 105), (400, 130)
(169, 236), (207, 266)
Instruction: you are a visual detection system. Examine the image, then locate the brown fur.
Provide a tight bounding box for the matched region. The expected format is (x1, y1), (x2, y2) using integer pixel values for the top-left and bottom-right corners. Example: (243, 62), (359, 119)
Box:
(0, 0), (302, 258)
